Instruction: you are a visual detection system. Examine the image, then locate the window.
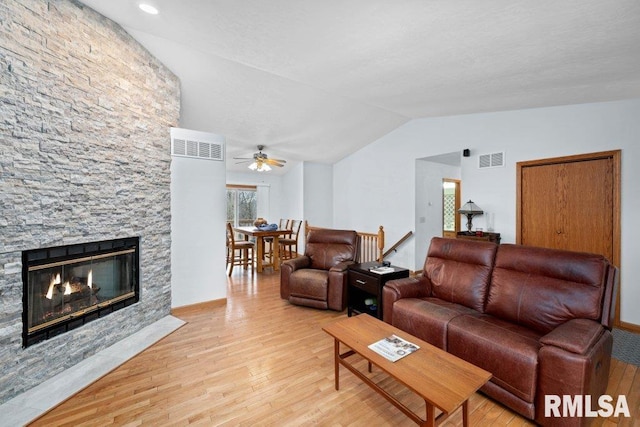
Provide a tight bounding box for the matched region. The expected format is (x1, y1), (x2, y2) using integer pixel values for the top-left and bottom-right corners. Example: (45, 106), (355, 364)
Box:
(227, 185), (257, 227)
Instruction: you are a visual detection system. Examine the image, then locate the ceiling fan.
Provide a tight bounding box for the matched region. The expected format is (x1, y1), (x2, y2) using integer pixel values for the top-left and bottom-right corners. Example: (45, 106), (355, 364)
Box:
(234, 145), (287, 171)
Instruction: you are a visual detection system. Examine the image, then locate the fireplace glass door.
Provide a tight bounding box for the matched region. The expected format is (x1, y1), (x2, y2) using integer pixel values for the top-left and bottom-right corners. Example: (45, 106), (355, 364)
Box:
(23, 237), (139, 347)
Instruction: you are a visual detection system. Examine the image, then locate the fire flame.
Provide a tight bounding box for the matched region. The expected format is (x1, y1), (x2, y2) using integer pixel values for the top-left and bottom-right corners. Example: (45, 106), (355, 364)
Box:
(44, 271), (89, 299)
(45, 273), (62, 300)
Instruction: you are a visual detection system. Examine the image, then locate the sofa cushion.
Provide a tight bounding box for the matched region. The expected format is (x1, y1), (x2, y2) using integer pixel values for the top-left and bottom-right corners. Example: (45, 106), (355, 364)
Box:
(448, 314), (542, 403)
(391, 298), (478, 349)
(424, 237), (498, 312)
(486, 244), (608, 334)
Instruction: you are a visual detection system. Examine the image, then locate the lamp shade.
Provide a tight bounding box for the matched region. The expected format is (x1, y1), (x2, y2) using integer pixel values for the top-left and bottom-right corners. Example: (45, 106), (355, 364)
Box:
(458, 200), (483, 215)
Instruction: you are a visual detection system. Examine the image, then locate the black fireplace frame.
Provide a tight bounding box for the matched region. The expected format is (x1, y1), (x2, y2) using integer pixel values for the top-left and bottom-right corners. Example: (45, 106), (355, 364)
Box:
(22, 237), (140, 348)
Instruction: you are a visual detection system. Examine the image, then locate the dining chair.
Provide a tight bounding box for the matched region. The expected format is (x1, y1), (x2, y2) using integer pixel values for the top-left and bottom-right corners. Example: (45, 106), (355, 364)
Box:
(264, 218), (289, 264)
(226, 222), (254, 276)
(279, 219), (302, 262)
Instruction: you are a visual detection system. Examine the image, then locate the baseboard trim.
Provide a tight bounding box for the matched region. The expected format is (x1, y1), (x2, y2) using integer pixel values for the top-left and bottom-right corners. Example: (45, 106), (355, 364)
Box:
(617, 320), (640, 334)
(171, 298), (227, 317)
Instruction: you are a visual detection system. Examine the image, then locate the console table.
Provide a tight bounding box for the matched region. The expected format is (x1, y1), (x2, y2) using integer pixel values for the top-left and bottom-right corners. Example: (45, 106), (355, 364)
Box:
(347, 262), (409, 319)
(456, 231), (501, 244)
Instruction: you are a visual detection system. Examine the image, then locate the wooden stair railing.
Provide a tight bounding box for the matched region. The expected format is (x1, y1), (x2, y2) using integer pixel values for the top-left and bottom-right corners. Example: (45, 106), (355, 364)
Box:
(383, 230), (414, 259)
(357, 226), (384, 263)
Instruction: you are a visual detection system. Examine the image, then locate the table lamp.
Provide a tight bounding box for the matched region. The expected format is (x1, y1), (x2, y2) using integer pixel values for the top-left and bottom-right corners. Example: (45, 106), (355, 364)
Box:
(459, 200), (484, 234)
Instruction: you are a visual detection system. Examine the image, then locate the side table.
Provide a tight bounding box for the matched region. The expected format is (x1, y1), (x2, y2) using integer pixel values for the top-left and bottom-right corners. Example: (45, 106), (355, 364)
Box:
(456, 231), (501, 244)
(347, 262), (410, 320)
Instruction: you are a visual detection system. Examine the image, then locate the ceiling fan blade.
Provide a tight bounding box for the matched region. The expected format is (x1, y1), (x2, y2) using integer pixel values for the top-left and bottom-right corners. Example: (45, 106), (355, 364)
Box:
(264, 159), (285, 166)
(265, 162), (284, 167)
(233, 147), (287, 169)
(264, 158), (286, 164)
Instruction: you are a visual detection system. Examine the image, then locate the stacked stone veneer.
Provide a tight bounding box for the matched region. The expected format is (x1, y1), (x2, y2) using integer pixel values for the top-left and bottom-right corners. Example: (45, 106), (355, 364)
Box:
(0, 0), (180, 403)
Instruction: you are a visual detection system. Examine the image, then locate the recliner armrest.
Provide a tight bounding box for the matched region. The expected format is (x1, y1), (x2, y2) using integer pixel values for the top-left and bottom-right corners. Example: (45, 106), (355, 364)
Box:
(282, 255), (311, 273)
(330, 260), (355, 273)
(540, 318), (605, 355)
(382, 276), (431, 323)
(280, 256), (311, 301)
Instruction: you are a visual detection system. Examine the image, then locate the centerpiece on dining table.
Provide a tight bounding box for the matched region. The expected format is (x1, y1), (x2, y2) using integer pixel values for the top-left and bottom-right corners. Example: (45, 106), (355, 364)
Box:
(253, 218), (278, 231)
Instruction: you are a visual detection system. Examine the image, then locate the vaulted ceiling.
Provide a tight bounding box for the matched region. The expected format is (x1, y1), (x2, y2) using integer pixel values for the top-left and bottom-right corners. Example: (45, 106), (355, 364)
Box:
(78, 0), (640, 174)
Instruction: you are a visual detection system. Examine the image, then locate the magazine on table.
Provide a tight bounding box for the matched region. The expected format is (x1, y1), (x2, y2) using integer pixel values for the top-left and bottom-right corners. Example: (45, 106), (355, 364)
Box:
(368, 334), (420, 362)
(369, 266), (395, 274)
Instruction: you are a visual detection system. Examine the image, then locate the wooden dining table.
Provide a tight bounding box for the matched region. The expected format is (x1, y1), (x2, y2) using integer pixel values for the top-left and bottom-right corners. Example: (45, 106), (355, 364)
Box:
(233, 226), (292, 273)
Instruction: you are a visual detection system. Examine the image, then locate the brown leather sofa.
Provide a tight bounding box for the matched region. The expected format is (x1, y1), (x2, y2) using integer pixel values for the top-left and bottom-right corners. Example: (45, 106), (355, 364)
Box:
(280, 228), (358, 311)
(383, 237), (618, 426)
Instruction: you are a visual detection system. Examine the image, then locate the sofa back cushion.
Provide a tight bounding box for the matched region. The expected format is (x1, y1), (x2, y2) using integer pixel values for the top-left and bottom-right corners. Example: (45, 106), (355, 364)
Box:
(486, 244), (609, 334)
(305, 229), (358, 270)
(424, 237), (498, 312)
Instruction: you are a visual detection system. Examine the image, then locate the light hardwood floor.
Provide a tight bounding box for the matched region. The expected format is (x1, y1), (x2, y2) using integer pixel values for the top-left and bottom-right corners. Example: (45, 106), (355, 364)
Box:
(30, 269), (638, 426)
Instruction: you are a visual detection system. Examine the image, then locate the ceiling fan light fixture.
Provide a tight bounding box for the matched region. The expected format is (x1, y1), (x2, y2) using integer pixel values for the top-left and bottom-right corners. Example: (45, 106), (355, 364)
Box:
(235, 145), (284, 171)
(248, 161), (271, 172)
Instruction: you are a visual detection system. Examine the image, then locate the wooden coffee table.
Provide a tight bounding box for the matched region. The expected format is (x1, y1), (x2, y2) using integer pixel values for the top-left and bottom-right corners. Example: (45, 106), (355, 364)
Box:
(322, 314), (491, 426)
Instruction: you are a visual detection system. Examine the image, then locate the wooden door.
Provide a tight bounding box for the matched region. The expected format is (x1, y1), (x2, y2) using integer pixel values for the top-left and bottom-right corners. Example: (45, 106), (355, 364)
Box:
(516, 150), (621, 323)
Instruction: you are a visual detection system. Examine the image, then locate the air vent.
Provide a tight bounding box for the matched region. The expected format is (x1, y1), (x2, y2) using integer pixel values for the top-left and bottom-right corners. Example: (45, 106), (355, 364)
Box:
(479, 151), (505, 169)
(171, 138), (224, 161)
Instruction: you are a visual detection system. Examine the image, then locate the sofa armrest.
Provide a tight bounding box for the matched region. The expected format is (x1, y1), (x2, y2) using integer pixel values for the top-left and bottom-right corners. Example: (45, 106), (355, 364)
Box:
(540, 318), (605, 355)
(385, 276), (431, 299)
(382, 276), (431, 323)
(536, 322), (613, 424)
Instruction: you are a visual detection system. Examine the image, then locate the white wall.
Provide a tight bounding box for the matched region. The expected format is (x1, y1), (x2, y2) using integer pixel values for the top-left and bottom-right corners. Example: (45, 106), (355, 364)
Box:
(303, 162), (333, 228)
(333, 98), (640, 325)
(333, 124), (419, 267)
(170, 128), (227, 308)
(281, 162), (305, 222)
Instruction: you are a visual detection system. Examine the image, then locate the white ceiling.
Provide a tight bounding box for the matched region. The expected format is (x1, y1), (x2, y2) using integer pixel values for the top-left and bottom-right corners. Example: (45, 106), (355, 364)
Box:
(78, 0), (640, 174)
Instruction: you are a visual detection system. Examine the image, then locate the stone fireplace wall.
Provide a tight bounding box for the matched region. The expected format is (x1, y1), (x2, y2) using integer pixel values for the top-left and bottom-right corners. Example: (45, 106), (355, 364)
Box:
(0, 0), (180, 403)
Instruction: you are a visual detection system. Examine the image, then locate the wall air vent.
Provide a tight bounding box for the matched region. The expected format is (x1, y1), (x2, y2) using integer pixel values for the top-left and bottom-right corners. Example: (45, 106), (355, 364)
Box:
(171, 137), (224, 161)
(478, 151), (505, 169)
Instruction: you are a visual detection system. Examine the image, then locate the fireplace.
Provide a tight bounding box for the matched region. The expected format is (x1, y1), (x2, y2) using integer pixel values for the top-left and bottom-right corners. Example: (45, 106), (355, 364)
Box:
(22, 237), (140, 348)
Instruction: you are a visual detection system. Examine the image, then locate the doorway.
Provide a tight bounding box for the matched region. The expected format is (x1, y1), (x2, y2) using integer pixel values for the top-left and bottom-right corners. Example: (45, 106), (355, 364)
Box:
(415, 153), (462, 270)
(442, 179), (461, 238)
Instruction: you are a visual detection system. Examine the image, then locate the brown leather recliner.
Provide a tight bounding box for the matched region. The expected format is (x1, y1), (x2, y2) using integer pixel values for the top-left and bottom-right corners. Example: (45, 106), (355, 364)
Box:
(280, 228), (358, 311)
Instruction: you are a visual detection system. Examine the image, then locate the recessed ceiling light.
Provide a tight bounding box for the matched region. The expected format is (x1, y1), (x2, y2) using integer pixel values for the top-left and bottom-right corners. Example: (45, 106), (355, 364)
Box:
(139, 4), (159, 15)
